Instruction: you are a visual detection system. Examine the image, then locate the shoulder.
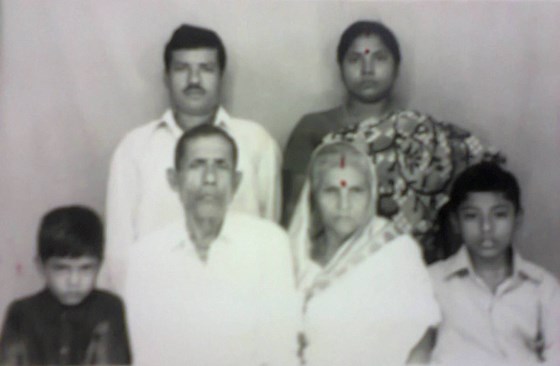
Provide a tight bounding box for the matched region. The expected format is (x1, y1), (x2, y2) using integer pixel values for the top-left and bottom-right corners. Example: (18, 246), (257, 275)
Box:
(518, 256), (560, 291)
(227, 212), (288, 240)
(224, 113), (277, 145)
(5, 291), (45, 313)
(294, 107), (342, 134)
(112, 116), (166, 156)
(89, 289), (126, 310)
(428, 252), (460, 282)
(129, 220), (185, 258)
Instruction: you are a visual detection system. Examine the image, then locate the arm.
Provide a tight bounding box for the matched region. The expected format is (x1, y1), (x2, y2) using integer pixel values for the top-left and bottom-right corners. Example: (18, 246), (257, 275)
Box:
(0, 304), (28, 365)
(257, 135), (283, 223)
(406, 327), (437, 364)
(541, 277), (560, 363)
(100, 140), (140, 291)
(281, 120), (316, 227)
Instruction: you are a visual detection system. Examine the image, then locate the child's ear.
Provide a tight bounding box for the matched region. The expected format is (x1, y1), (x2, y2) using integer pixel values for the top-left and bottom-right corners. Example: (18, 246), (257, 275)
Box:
(34, 257), (45, 275)
(449, 212), (461, 235)
(167, 168), (179, 192)
(515, 208), (524, 231)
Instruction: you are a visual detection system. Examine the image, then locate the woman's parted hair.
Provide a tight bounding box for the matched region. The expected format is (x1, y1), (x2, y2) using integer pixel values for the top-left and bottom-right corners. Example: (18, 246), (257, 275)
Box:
(337, 20), (401, 67)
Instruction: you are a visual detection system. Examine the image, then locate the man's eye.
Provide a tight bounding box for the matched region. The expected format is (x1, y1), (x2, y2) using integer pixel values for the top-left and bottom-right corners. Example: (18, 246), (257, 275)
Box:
(215, 161), (230, 169)
(494, 211), (509, 218)
(201, 64), (217, 72)
(172, 64), (188, 71)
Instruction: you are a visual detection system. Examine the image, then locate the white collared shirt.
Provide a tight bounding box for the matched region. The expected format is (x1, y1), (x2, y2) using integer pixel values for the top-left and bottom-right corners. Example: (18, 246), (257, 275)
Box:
(103, 107), (281, 288)
(429, 246), (560, 365)
(124, 212), (300, 366)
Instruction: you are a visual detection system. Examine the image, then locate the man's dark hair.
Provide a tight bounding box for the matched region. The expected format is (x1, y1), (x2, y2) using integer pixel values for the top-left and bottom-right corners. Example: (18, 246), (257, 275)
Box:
(38, 206), (104, 262)
(448, 162), (521, 213)
(164, 24), (227, 73)
(174, 124), (238, 170)
(337, 21), (401, 67)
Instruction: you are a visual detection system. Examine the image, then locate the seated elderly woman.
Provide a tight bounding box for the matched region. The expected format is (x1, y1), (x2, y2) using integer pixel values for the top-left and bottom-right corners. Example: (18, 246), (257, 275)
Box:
(289, 141), (439, 365)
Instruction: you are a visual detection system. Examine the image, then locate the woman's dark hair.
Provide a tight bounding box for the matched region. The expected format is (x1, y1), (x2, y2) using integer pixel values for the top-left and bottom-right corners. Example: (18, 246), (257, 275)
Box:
(337, 21), (401, 67)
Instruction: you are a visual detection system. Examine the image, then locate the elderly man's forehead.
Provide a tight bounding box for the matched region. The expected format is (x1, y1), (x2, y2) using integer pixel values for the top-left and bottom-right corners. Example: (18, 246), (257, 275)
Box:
(183, 134), (235, 159)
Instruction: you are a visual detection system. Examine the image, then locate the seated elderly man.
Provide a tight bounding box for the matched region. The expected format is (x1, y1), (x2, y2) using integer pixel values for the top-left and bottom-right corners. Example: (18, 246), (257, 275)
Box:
(124, 124), (299, 366)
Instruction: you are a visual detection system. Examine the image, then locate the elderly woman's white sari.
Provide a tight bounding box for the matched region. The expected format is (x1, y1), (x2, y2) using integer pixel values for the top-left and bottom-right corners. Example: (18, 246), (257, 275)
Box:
(289, 142), (440, 366)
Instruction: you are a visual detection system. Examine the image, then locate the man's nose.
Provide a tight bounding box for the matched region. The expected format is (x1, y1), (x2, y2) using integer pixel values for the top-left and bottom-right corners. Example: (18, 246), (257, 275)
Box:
(188, 68), (201, 85)
(203, 165), (217, 184)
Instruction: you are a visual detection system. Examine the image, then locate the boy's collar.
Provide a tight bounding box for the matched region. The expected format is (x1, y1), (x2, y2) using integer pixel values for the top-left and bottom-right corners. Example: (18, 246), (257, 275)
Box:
(444, 245), (543, 284)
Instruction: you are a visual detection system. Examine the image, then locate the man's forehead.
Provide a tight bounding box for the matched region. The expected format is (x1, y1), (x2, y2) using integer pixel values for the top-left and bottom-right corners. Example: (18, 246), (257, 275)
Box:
(185, 135), (234, 160)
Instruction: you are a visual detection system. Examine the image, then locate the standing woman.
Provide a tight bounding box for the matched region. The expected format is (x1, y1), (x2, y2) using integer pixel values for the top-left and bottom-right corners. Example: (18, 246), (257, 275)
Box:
(290, 141), (439, 365)
(283, 21), (501, 261)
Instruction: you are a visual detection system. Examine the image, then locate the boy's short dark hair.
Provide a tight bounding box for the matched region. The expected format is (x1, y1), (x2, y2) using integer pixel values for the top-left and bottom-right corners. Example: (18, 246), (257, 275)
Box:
(337, 21), (401, 67)
(448, 162), (521, 213)
(174, 124), (238, 170)
(164, 24), (227, 73)
(38, 206), (104, 262)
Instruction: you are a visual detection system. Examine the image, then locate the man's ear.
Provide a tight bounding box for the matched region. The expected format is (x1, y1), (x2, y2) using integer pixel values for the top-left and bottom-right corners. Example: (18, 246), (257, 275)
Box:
(163, 72), (171, 91)
(167, 168), (179, 192)
(233, 171), (242, 195)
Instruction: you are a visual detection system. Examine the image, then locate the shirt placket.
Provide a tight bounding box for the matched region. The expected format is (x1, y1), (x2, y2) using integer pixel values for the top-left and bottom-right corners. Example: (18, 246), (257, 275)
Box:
(59, 311), (71, 365)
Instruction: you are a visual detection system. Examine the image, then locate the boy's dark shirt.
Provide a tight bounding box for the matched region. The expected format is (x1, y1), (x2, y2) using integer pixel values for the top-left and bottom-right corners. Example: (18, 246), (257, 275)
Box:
(0, 289), (131, 365)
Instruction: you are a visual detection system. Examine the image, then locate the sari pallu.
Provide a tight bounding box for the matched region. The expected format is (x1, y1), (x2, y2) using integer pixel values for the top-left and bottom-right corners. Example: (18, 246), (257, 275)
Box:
(289, 142), (440, 365)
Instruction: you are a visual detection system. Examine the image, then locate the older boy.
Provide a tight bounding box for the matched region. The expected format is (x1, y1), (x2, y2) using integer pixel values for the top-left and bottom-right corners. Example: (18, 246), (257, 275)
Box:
(429, 163), (560, 364)
(0, 206), (131, 365)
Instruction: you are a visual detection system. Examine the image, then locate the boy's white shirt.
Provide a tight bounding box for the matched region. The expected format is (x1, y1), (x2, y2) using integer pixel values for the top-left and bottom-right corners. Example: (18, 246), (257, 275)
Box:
(429, 245), (560, 365)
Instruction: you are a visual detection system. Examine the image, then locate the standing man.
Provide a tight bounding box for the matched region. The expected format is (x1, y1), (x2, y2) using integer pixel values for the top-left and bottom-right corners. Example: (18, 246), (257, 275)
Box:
(104, 24), (281, 288)
(125, 125), (299, 366)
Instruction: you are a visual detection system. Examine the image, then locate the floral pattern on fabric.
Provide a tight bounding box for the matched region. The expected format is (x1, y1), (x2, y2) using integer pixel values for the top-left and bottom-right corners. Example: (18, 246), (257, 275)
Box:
(324, 110), (503, 258)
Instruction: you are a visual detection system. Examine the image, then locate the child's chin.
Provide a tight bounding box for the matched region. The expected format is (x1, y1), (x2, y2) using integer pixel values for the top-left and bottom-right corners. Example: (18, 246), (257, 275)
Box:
(59, 293), (88, 306)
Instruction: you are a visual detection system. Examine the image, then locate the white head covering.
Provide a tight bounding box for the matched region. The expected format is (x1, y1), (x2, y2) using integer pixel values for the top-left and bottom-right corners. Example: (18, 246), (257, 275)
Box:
(288, 141), (400, 293)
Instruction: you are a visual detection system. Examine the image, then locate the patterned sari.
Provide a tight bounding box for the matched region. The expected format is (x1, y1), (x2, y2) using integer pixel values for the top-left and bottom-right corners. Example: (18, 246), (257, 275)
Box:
(289, 141), (440, 366)
(323, 110), (503, 262)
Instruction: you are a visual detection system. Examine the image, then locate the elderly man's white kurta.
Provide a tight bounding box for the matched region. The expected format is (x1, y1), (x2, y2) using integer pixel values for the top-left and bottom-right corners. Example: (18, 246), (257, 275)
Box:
(124, 212), (300, 366)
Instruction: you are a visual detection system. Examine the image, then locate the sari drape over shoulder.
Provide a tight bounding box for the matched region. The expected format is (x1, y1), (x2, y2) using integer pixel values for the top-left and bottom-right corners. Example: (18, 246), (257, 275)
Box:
(289, 141), (440, 366)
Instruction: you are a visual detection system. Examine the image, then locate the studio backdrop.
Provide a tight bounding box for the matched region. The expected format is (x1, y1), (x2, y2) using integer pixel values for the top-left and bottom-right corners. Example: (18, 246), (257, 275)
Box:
(1, 0), (559, 317)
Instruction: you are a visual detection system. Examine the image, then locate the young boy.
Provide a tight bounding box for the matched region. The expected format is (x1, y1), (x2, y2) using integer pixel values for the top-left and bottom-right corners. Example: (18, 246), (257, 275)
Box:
(429, 162), (560, 364)
(0, 206), (131, 365)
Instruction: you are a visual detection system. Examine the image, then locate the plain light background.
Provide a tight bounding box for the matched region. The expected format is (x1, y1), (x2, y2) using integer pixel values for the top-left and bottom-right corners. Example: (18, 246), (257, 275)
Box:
(1, 0), (559, 317)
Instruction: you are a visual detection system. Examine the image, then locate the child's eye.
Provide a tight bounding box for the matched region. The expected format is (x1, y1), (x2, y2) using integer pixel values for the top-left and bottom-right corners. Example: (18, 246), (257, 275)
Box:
(462, 212), (478, 220)
(494, 211), (509, 218)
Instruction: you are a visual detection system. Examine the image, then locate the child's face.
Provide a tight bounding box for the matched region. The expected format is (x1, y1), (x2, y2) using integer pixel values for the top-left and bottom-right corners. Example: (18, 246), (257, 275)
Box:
(453, 192), (520, 263)
(40, 256), (100, 306)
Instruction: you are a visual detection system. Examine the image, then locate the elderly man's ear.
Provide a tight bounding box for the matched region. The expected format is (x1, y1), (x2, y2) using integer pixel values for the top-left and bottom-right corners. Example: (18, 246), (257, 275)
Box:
(167, 168), (179, 192)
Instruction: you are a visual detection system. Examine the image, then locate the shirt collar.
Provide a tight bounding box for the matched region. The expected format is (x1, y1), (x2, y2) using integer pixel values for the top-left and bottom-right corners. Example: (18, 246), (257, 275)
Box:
(155, 107), (232, 138)
(444, 245), (543, 284)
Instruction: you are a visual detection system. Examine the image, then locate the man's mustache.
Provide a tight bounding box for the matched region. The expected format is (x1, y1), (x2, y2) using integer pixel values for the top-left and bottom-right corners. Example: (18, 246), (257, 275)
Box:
(184, 84), (205, 93)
